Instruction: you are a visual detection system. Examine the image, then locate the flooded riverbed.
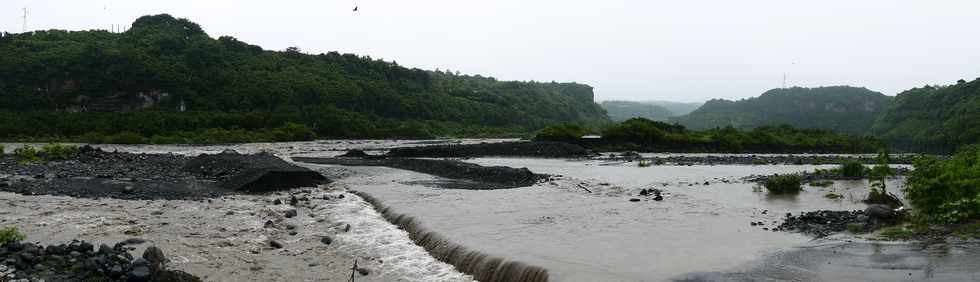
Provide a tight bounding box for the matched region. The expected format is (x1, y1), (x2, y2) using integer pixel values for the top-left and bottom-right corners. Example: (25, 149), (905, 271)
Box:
(324, 157), (940, 281)
(3, 140), (976, 281)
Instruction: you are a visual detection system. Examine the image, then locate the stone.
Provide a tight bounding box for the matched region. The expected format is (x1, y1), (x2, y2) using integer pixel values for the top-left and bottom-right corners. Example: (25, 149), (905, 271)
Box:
(143, 246), (167, 272)
(320, 236), (333, 245)
(629, 198), (641, 202)
(273, 199), (283, 205)
(126, 265), (152, 282)
(269, 240), (283, 249)
(284, 209), (298, 218)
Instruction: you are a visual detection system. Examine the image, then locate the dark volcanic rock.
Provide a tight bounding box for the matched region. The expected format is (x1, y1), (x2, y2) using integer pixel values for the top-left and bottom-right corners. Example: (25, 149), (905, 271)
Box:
(182, 151), (328, 192)
(778, 210), (865, 237)
(293, 157), (544, 189)
(0, 240), (200, 282)
(385, 141), (594, 158)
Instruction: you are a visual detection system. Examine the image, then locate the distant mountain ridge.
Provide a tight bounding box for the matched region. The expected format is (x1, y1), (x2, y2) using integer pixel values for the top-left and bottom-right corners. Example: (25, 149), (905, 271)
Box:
(672, 86), (891, 134)
(599, 100), (703, 121)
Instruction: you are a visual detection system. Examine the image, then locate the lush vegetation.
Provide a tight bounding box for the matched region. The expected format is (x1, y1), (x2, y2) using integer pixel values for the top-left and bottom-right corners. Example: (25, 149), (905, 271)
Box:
(600, 101), (676, 122)
(0, 14), (609, 143)
(840, 161), (867, 178)
(673, 86), (891, 135)
(550, 117), (879, 153)
(873, 78), (980, 154)
(11, 144), (80, 163)
(0, 227), (25, 246)
(532, 123), (588, 143)
(904, 145), (980, 224)
(764, 174), (804, 194)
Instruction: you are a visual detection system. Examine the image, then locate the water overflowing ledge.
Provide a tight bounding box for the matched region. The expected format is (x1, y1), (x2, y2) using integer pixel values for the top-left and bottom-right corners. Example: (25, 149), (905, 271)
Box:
(351, 190), (551, 282)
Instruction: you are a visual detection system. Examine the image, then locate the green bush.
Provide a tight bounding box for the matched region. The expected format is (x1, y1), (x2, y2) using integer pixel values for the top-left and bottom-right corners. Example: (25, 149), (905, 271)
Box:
(533, 123), (587, 142)
(14, 145), (40, 163)
(0, 227), (26, 246)
(272, 122), (317, 141)
(40, 144), (79, 161)
(104, 132), (146, 144)
(764, 174), (803, 194)
(839, 160), (866, 177)
(0, 144), (4, 154)
(904, 145), (980, 224)
(602, 118), (667, 145)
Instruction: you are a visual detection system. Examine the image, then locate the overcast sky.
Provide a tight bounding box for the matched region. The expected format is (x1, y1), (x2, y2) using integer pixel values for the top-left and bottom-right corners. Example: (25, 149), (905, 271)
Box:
(3, 0), (980, 102)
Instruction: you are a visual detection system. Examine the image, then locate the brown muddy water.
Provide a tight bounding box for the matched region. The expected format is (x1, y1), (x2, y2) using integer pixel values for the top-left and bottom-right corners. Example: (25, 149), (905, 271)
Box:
(3, 140), (979, 281)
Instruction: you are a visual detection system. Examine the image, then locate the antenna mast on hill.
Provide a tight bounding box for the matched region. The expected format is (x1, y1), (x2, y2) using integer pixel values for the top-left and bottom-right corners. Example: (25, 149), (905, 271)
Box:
(22, 7), (28, 33)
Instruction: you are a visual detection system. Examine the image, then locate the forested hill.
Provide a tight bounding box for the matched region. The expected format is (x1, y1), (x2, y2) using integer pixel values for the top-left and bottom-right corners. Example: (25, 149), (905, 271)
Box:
(672, 86), (891, 134)
(0, 14), (609, 141)
(600, 101), (675, 121)
(872, 78), (980, 153)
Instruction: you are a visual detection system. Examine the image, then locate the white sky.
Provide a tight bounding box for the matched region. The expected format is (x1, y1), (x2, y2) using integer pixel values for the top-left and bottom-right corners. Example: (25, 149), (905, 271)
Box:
(3, 0), (980, 102)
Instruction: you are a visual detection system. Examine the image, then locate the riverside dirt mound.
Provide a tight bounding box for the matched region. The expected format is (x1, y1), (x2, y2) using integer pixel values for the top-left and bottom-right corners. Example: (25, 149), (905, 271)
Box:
(293, 157), (545, 189)
(182, 151), (327, 192)
(0, 146), (229, 200)
(384, 141), (594, 158)
(0, 146), (327, 199)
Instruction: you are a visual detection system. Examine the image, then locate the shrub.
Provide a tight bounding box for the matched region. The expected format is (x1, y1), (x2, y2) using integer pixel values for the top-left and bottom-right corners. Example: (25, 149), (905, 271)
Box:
(0, 144), (4, 154)
(764, 174), (803, 194)
(839, 160), (866, 178)
(824, 192), (843, 199)
(0, 227), (26, 246)
(533, 123), (587, 142)
(272, 122), (317, 142)
(40, 144), (79, 161)
(637, 159), (651, 167)
(602, 118), (667, 145)
(14, 145), (40, 163)
(809, 180), (833, 187)
(904, 145), (980, 224)
(104, 132), (146, 144)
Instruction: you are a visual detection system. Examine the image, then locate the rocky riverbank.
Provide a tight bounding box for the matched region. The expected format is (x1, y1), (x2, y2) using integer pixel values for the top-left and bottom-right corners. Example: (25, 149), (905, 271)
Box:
(0, 240), (198, 282)
(385, 141), (595, 158)
(0, 147), (326, 200)
(294, 154), (547, 189)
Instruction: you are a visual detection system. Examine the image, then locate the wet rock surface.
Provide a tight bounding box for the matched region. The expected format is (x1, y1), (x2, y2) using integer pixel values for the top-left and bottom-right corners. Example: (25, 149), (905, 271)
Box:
(384, 141), (595, 158)
(0, 146), (227, 200)
(0, 147), (328, 200)
(0, 240), (199, 282)
(294, 157), (545, 189)
(182, 151), (327, 192)
(778, 210), (866, 237)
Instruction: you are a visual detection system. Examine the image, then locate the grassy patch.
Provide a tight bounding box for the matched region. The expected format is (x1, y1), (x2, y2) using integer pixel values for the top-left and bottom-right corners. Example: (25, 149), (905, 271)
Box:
(637, 159), (652, 167)
(846, 223), (866, 234)
(824, 192), (843, 199)
(877, 226), (915, 240)
(0, 227), (26, 246)
(14, 145), (40, 163)
(764, 174), (803, 194)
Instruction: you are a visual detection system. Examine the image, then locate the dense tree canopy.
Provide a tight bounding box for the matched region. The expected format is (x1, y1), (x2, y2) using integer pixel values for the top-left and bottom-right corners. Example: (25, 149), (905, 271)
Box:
(672, 86), (891, 134)
(872, 78), (980, 154)
(0, 14), (609, 142)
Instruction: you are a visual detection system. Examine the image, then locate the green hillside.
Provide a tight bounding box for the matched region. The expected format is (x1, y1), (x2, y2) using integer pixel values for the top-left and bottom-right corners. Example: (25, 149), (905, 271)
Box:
(0, 14), (609, 142)
(872, 78), (980, 153)
(673, 86), (891, 134)
(600, 101), (675, 121)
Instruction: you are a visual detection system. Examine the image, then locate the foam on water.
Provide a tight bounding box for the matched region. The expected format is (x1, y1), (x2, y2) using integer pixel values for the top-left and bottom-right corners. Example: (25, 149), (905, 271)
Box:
(306, 188), (475, 282)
